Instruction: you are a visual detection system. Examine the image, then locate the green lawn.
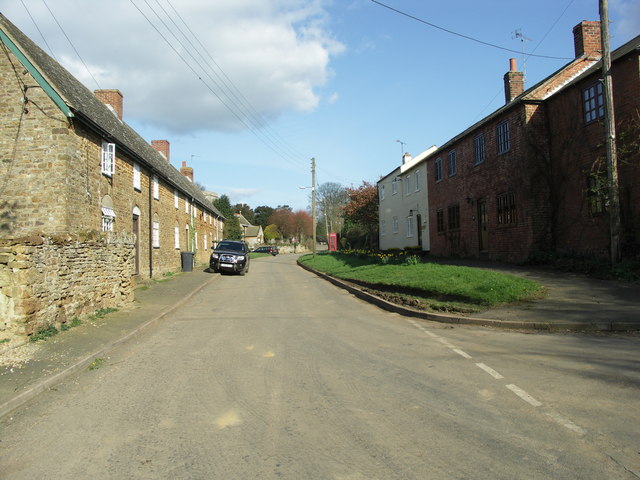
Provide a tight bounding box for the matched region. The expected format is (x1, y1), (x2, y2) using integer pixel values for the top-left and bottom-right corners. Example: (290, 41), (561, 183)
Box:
(299, 252), (544, 312)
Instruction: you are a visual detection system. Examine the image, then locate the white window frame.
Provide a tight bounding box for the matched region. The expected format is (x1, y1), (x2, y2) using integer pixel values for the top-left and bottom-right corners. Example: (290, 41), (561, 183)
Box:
(174, 190), (179, 209)
(153, 175), (159, 200)
(380, 184), (385, 201)
(101, 142), (115, 176)
(185, 198), (189, 214)
(101, 215), (114, 232)
(406, 216), (414, 237)
(404, 176), (411, 196)
(415, 170), (421, 192)
(133, 162), (141, 190)
(153, 217), (160, 248)
(392, 178), (398, 195)
(392, 216), (399, 234)
(381, 219), (386, 236)
(174, 224), (180, 249)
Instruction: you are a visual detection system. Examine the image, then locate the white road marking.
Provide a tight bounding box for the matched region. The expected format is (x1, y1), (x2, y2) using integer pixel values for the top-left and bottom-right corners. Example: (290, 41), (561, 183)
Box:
(546, 412), (587, 435)
(476, 362), (504, 379)
(506, 384), (542, 407)
(453, 349), (472, 359)
(437, 337), (456, 348)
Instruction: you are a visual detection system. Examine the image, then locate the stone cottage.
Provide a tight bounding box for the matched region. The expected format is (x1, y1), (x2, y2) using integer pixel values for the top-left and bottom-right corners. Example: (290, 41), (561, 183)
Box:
(0, 14), (224, 339)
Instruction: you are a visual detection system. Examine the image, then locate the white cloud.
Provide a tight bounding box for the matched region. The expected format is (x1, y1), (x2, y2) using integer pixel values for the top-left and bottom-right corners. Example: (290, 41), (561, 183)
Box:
(4, 0), (343, 134)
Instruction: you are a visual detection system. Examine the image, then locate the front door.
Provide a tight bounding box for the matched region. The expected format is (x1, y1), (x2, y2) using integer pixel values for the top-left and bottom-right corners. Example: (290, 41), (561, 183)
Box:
(416, 214), (422, 250)
(477, 199), (488, 253)
(132, 214), (140, 275)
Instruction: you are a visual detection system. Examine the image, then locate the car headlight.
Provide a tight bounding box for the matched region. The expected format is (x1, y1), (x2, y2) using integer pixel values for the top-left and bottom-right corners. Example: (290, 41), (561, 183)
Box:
(211, 253), (219, 259)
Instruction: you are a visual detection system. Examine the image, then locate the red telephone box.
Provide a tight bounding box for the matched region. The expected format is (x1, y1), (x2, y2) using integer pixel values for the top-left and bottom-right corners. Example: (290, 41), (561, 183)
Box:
(328, 232), (339, 252)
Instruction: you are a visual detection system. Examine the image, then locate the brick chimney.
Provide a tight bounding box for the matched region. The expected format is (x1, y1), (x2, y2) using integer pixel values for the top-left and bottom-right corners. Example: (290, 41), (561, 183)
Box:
(504, 58), (524, 103)
(573, 21), (601, 59)
(94, 89), (123, 120)
(180, 161), (194, 182)
(151, 140), (170, 162)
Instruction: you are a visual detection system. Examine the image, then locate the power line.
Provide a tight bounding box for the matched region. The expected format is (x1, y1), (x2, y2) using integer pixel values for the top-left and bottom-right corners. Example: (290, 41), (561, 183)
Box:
(20, 0), (57, 61)
(41, 0), (102, 89)
(129, 0), (310, 173)
(370, 0), (573, 60)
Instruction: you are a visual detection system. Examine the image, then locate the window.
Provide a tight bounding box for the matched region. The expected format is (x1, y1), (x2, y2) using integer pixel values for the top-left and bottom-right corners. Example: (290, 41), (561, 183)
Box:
(392, 177), (398, 195)
(101, 142), (115, 176)
(448, 204), (460, 230)
(474, 133), (485, 165)
(380, 184), (385, 200)
(152, 214), (160, 248)
(497, 192), (517, 225)
(174, 190), (179, 209)
(434, 158), (443, 182)
(497, 121), (510, 154)
(174, 224), (180, 249)
(195, 231), (198, 250)
(153, 175), (159, 200)
(392, 216), (399, 234)
(406, 216), (414, 237)
(132, 162), (141, 190)
(587, 175), (606, 216)
(204, 234), (207, 251)
(583, 82), (604, 123)
(436, 209), (445, 233)
(447, 150), (457, 177)
(381, 219), (386, 236)
(404, 176), (411, 195)
(415, 170), (421, 192)
(101, 195), (115, 232)
(185, 198), (189, 214)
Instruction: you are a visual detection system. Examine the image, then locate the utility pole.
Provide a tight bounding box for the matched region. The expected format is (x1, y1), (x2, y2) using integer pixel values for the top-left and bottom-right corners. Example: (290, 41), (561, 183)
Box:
(311, 157), (317, 257)
(600, 0), (621, 264)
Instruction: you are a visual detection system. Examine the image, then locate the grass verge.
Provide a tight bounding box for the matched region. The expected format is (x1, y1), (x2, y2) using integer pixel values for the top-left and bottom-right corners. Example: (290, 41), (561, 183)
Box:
(299, 252), (544, 313)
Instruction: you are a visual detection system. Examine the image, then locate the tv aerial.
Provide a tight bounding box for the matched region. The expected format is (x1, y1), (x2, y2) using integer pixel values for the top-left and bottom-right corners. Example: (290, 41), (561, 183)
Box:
(512, 28), (532, 79)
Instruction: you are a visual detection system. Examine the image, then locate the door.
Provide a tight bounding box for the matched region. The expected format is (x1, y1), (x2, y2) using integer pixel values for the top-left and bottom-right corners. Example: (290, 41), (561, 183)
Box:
(477, 199), (488, 253)
(132, 214), (140, 275)
(416, 214), (423, 250)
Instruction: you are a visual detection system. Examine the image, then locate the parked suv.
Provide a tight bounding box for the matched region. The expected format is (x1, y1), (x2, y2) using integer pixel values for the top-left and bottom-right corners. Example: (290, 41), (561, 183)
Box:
(253, 245), (279, 256)
(210, 240), (250, 275)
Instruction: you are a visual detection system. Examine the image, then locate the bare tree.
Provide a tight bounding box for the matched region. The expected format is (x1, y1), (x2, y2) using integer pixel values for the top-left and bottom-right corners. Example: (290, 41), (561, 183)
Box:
(316, 182), (348, 236)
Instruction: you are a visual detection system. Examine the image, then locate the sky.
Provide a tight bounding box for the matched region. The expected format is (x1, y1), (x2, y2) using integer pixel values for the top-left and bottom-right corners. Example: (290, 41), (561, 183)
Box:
(1, 0), (638, 211)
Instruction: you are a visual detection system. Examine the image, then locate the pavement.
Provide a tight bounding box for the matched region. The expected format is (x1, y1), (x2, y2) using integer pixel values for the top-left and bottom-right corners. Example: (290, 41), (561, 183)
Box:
(1, 257), (639, 419)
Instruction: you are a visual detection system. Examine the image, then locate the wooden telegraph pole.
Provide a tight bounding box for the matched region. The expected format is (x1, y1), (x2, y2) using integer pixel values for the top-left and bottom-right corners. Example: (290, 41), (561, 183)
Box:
(600, 0), (622, 264)
(311, 157), (317, 257)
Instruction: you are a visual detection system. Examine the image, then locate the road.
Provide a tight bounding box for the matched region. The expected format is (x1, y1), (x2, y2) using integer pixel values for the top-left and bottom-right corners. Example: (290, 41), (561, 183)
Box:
(1, 254), (639, 479)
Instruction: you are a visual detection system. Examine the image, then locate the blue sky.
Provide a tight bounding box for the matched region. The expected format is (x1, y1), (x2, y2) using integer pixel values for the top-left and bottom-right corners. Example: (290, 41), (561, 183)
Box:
(2, 0), (638, 211)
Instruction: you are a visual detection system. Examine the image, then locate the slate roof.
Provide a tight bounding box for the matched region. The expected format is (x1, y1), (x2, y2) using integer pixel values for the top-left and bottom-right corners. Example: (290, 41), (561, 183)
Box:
(0, 13), (224, 220)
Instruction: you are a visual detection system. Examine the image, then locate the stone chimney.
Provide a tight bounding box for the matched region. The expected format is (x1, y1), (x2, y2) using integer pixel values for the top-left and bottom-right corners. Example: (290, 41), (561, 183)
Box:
(402, 152), (412, 164)
(573, 21), (601, 59)
(151, 140), (170, 162)
(94, 89), (123, 120)
(503, 58), (524, 103)
(180, 161), (194, 182)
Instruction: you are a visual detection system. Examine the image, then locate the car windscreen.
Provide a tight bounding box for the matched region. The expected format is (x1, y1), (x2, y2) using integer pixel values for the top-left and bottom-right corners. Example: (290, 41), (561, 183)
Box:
(217, 242), (243, 252)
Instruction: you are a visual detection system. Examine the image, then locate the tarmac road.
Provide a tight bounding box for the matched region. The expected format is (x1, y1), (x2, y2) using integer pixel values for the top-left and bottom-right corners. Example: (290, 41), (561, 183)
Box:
(1, 254), (639, 479)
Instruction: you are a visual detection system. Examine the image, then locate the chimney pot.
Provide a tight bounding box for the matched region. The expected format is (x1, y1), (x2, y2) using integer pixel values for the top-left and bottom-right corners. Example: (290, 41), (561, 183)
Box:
(509, 58), (517, 72)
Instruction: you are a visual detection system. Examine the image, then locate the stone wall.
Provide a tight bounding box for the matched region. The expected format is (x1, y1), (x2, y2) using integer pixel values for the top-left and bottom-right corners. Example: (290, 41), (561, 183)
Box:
(0, 231), (134, 340)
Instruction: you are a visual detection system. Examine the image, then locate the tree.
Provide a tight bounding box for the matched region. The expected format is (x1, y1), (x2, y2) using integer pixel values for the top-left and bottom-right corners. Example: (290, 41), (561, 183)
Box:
(254, 205), (274, 228)
(223, 214), (243, 240)
(234, 203), (255, 224)
(293, 210), (312, 242)
(316, 182), (348, 236)
(264, 224), (280, 242)
(268, 208), (295, 240)
(342, 181), (379, 250)
(213, 194), (233, 218)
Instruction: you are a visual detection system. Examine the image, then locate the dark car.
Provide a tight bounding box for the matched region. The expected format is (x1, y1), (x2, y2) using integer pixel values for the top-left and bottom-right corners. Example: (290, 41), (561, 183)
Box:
(253, 245), (279, 256)
(210, 240), (250, 275)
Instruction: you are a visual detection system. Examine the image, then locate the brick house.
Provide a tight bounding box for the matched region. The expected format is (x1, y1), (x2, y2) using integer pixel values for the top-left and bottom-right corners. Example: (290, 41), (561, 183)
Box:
(423, 21), (639, 262)
(0, 14), (224, 338)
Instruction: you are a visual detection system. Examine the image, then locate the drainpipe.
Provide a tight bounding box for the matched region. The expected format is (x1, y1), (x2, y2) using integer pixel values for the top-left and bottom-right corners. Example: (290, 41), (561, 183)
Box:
(149, 171), (154, 278)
